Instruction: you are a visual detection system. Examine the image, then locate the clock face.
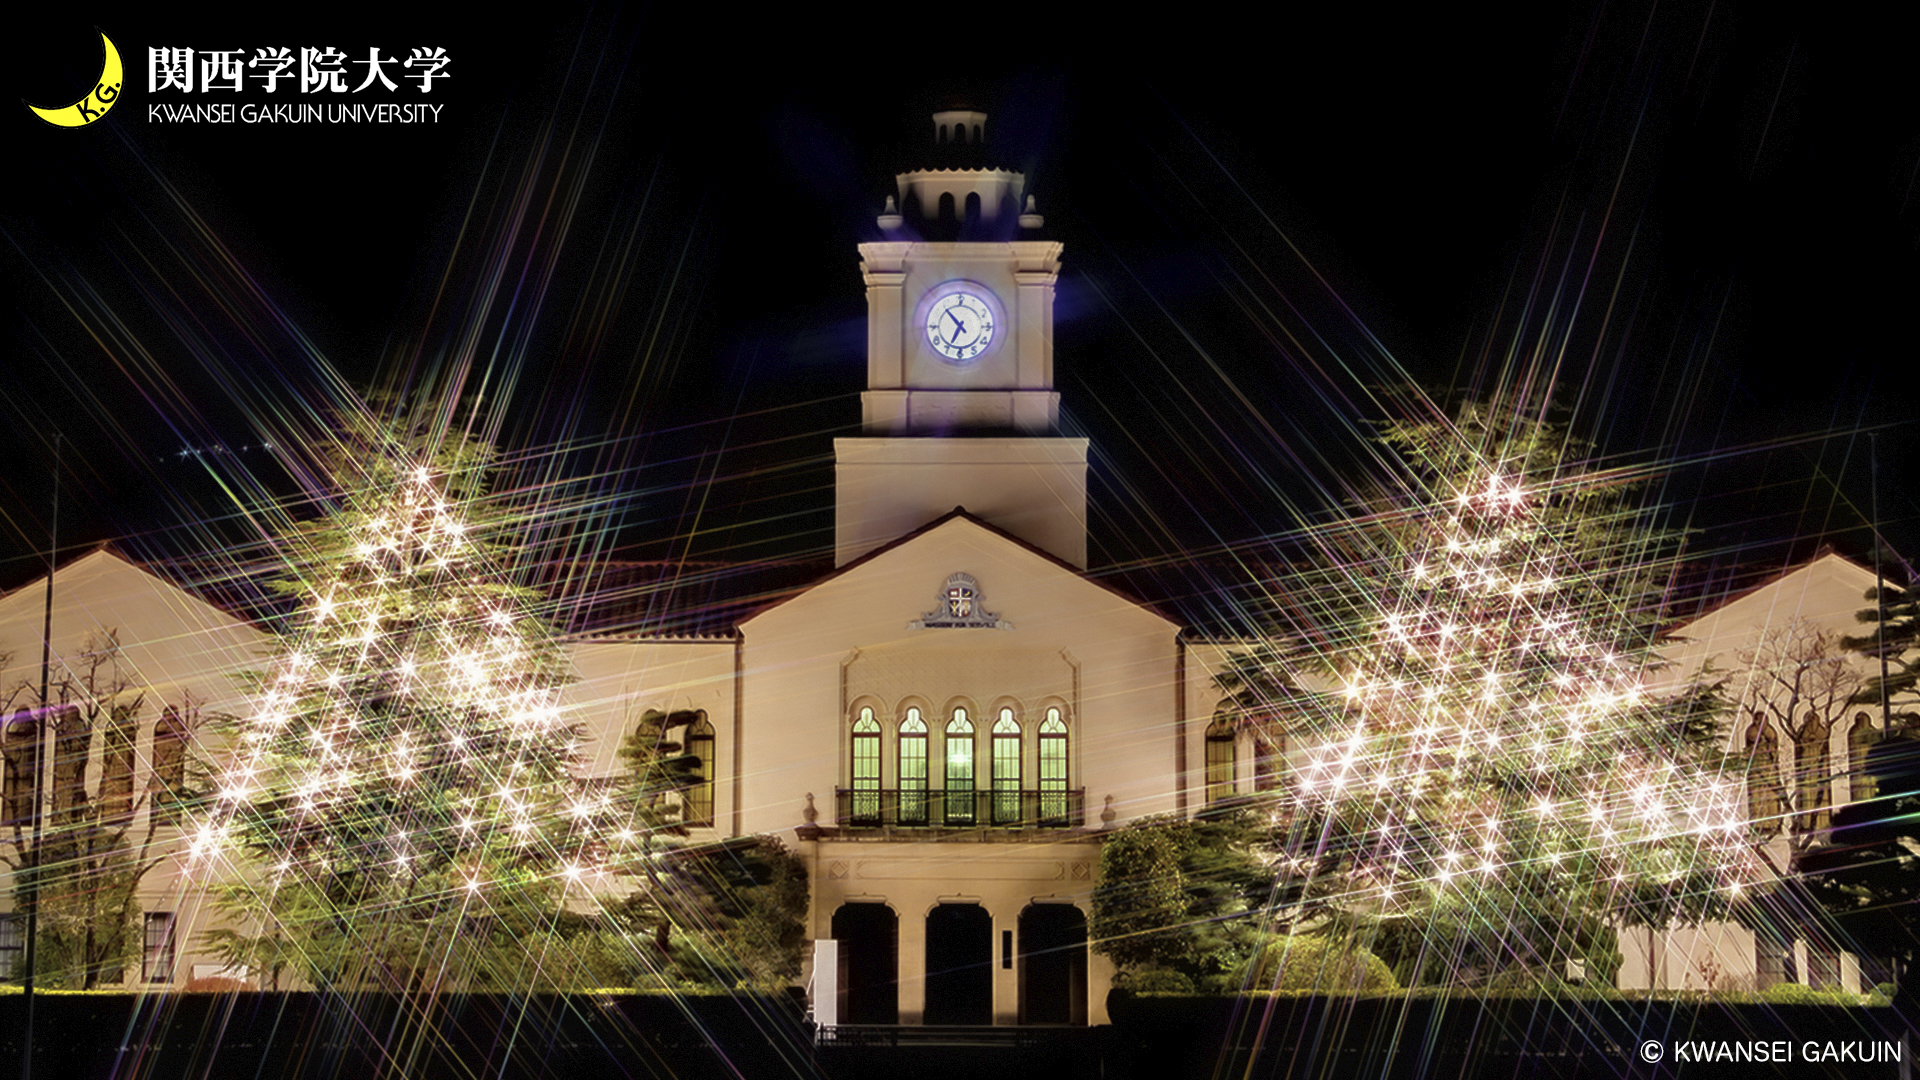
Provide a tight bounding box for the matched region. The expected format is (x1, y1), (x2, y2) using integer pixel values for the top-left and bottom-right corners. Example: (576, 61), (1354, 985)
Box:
(925, 291), (996, 363)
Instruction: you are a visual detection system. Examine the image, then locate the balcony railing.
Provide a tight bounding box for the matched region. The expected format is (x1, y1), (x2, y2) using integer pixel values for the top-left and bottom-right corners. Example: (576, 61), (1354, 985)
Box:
(833, 787), (1085, 829)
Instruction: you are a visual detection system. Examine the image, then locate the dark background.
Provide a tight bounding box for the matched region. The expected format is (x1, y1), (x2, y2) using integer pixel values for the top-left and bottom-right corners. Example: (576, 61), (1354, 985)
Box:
(2, 7), (1914, 613)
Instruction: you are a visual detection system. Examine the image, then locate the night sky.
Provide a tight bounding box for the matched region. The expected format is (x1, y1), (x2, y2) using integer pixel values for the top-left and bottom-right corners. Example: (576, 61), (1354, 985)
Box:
(2, 7), (1915, 614)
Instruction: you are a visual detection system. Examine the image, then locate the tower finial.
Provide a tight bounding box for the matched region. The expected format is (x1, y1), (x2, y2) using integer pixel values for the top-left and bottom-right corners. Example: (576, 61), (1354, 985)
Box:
(1019, 195), (1044, 231)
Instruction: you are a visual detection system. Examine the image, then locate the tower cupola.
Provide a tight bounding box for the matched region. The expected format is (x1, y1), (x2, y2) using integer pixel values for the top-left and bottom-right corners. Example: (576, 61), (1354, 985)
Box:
(879, 108), (1043, 242)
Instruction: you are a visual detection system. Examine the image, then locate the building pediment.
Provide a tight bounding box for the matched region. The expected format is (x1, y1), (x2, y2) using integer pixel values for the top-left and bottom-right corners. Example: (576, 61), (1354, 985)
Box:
(739, 508), (1179, 644)
(1662, 552), (1884, 668)
(0, 541), (266, 653)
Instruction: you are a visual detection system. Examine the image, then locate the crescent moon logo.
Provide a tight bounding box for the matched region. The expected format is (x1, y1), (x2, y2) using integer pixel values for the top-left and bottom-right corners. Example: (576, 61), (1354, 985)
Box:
(25, 30), (124, 128)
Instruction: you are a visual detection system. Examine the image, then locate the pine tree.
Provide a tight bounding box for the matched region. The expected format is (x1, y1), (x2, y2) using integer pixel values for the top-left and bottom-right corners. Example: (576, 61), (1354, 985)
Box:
(201, 417), (603, 991)
(601, 712), (810, 990)
(1844, 576), (1920, 728)
(1798, 730), (1920, 993)
(1232, 404), (1749, 986)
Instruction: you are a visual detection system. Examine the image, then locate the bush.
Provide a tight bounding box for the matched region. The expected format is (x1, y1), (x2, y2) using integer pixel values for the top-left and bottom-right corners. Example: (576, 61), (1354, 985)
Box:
(1244, 935), (1398, 994)
(1118, 969), (1196, 994)
(1758, 982), (1857, 1006)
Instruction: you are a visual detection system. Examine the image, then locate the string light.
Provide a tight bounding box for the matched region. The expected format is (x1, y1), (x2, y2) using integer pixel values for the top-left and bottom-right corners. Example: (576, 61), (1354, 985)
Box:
(1256, 446), (1753, 933)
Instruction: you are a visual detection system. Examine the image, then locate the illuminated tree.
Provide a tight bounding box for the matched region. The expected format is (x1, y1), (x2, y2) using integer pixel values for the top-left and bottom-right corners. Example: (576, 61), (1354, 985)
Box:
(1239, 404), (1747, 986)
(202, 418), (604, 990)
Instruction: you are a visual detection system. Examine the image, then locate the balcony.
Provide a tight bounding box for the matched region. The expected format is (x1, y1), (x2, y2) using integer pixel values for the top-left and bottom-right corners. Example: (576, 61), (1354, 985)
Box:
(833, 788), (1085, 829)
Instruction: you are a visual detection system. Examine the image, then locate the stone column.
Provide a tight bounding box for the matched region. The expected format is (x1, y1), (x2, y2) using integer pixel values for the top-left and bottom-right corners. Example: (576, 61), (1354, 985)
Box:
(898, 900), (928, 1024)
(994, 907), (1019, 1025)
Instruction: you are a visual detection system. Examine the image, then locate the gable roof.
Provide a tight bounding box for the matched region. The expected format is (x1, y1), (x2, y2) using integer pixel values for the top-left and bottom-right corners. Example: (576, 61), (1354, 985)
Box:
(552, 556), (830, 640)
(737, 506), (1183, 631)
(1662, 550), (1883, 644)
(0, 542), (275, 631)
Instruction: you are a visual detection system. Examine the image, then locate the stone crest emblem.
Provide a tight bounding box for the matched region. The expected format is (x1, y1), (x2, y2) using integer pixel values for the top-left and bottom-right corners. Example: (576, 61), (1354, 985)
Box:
(909, 572), (1012, 630)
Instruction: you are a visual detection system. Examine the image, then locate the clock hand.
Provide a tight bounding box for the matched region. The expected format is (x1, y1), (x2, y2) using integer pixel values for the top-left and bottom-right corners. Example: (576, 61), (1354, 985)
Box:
(946, 310), (965, 340)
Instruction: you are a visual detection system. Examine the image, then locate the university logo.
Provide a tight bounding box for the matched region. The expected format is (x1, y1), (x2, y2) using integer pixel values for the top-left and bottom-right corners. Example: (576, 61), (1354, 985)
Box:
(25, 29), (123, 128)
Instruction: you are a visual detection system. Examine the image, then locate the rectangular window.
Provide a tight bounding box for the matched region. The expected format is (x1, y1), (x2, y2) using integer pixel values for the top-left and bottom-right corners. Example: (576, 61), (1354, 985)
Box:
(945, 738), (974, 825)
(1808, 943), (1841, 990)
(899, 733), (928, 826)
(143, 911), (175, 983)
(1756, 938), (1787, 989)
(1205, 734), (1236, 805)
(992, 734), (1021, 825)
(1039, 735), (1068, 824)
(0, 913), (20, 980)
(685, 721), (715, 827)
(851, 727), (881, 824)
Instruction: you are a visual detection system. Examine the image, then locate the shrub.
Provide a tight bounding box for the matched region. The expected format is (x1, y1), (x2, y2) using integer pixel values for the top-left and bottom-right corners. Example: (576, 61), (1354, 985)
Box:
(1118, 969), (1196, 994)
(1244, 935), (1398, 994)
(1758, 982), (1856, 1006)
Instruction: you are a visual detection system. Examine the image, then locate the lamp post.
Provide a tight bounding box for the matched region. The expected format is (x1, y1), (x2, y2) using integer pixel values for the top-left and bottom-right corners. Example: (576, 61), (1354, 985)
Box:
(1872, 433), (1890, 724)
(19, 433), (58, 1080)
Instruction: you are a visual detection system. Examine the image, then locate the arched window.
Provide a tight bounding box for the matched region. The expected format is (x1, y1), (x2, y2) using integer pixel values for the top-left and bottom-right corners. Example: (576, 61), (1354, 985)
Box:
(2, 711), (37, 827)
(51, 706), (84, 819)
(1796, 710), (1832, 833)
(1038, 708), (1068, 825)
(945, 709), (974, 825)
(899, 708), (929, 825)
(992, 708), (1022, 824)
(101, 699), (137, 825)
(1850, 711), (1877, 803)
(851, 707), (882, 824)
(154, 707), (189, 826)
(1205, 716), (1236, 805)
(684, 713), (715, 827)
(1746, 714), (1782, 833)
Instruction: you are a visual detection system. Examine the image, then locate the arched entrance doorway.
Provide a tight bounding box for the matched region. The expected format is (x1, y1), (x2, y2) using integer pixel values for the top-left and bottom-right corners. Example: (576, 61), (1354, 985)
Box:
(924, 903), (993, 1025)
(1018, 904), (1087, 1025)
(831, 903), (898, 1024)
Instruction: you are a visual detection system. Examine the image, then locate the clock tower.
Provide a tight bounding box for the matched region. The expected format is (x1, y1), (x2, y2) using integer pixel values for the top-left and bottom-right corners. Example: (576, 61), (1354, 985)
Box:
(834, 108), (1089, 567)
